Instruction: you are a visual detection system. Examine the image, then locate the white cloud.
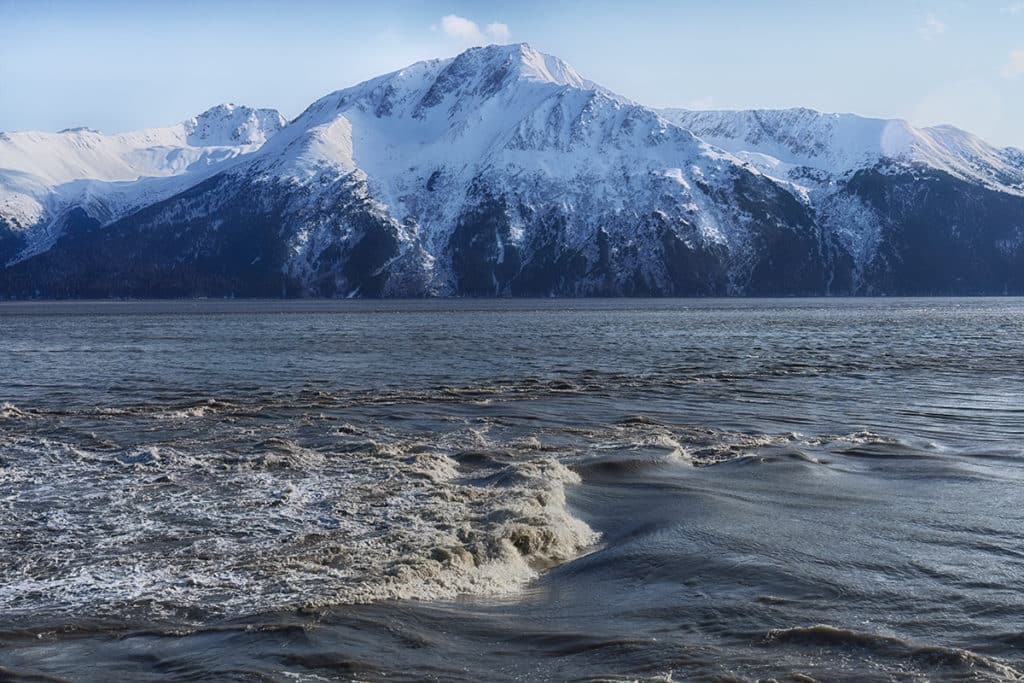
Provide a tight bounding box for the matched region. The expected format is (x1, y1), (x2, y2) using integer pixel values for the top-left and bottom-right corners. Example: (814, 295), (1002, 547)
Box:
(688, 96), (714, 110)
(440, 15), (482, 42)
(918, 13), (946, 39)
(1003, 49), (1024, 77)
(439, 15), (512, 46)
(485, 22), (511, 43)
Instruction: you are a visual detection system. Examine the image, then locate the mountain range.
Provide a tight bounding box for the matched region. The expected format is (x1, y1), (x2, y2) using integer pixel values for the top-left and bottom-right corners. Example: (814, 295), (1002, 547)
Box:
(2, 43), (1022, 298)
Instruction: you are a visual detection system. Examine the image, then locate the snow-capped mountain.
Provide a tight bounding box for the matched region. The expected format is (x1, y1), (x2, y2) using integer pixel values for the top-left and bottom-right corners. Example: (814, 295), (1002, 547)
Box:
(240, 43), (830, 296)
(0, 104), (285, 260)
(660, 107), (1024, 292)
(1, 45), (1021, 298)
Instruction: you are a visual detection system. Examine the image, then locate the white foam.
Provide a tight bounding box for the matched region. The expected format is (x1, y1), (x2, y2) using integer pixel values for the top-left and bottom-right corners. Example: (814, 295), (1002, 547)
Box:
(0, 402), (27, 419)
(0, 430), (598, 622)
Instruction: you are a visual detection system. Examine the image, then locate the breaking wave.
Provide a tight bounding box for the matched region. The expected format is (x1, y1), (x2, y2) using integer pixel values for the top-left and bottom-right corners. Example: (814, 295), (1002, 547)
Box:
(0, 428), (598, 625)
(0, 402), (29, 420)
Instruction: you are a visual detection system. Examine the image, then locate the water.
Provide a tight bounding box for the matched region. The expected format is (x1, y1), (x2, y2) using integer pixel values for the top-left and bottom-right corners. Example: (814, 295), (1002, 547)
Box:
(1, 298), (1023, 682)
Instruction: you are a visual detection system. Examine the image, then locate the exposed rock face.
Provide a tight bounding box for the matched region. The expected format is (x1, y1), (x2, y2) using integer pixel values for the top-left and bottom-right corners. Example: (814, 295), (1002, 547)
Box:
(849, 167), (1024, 295)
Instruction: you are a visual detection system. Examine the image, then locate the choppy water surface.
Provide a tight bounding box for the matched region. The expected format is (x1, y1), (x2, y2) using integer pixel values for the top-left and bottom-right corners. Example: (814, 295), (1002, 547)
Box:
(1, 298), (1023, 682)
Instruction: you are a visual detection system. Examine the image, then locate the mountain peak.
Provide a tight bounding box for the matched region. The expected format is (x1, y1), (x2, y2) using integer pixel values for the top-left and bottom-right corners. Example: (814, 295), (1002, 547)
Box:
(396, 43), (595, 121)
(184, 103), (286, 147)
(291, 44), (606, 131)
(447, 42), (589, 89)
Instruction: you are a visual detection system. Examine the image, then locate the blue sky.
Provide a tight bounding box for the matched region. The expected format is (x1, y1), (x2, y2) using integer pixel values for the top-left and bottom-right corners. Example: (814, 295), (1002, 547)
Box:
(2, 0), (1022, 147)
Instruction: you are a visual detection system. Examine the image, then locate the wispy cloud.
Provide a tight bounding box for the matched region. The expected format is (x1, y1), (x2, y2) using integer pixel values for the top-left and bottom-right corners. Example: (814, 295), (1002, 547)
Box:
(918, 13), (946, 39)
(437, 15), (511, 46)
(484, 22), (511, 43)
(1003, 49), (1024, 77)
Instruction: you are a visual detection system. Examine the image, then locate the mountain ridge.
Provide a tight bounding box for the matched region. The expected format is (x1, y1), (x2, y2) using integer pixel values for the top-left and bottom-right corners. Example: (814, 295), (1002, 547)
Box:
(2, 44), (1022, 298)
(0, 103), (287, 264)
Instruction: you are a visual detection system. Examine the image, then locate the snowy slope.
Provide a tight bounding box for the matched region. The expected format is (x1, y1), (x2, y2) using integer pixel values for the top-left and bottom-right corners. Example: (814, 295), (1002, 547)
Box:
(0, 104), (285, 258)
(659, 107), (1024, 195)
(251, 43), (622, 191)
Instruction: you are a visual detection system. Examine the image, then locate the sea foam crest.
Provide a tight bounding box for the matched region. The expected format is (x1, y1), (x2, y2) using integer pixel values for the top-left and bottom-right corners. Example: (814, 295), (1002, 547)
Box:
(0, 430), (598, 623)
